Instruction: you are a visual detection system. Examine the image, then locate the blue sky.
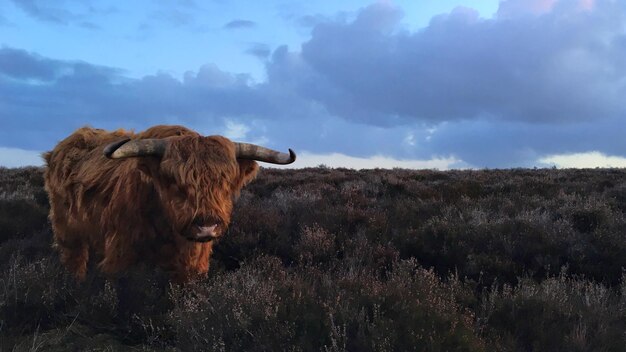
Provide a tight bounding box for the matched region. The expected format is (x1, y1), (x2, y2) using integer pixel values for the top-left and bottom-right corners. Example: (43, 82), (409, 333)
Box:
(1, 0), (625, 169)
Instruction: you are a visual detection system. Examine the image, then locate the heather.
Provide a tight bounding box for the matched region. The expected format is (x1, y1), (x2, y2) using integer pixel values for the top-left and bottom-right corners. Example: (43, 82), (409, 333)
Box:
(1, 166), (626, 351)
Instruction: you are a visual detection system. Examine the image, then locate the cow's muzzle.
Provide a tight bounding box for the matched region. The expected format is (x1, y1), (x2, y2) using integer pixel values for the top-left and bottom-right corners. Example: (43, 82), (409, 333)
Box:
(184, 220), (222, 242)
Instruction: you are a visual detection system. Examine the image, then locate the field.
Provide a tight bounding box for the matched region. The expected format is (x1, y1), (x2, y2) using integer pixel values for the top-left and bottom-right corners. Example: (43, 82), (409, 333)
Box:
(1, 166), (626, 351)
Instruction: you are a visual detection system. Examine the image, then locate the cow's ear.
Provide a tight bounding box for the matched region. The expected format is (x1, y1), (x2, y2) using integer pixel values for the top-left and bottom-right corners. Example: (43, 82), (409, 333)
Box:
(235, 159), (259, 189)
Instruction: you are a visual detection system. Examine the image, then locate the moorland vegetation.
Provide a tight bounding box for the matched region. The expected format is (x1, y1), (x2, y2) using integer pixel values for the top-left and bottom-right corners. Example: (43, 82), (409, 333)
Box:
(1, 166), (626, 351)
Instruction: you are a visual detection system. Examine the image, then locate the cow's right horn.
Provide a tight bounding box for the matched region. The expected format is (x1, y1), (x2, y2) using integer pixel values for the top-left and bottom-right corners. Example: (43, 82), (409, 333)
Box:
(235, 143), (296, 164)
(104, 138), (168, 159)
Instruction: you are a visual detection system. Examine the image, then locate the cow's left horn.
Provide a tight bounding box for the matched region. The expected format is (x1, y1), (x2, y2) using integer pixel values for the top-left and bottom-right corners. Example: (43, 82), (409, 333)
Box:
(235, 143), (296, 164)
(104, 138), (168, 159)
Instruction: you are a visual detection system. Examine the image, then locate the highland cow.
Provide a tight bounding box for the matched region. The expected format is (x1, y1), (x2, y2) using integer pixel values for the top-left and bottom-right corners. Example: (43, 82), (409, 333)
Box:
(43, 125), (295, 282)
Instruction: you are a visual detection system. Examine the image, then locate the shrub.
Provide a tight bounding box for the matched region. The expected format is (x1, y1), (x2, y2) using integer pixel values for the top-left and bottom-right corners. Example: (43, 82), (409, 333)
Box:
(478, 270), (626, 351)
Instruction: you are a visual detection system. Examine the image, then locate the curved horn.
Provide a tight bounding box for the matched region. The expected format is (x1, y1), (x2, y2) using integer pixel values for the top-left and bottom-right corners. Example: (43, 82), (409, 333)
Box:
(104, 138), (168, 159)
(235, 143), (296, 164)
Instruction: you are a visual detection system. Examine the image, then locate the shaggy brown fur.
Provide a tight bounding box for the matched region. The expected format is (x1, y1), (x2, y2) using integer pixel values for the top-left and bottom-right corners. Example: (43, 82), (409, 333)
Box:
(44, 125), (258, 282)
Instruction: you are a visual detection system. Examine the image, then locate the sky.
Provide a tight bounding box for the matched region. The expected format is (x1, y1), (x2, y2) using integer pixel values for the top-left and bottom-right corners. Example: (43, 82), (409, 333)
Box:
(1, 0), (626, 169)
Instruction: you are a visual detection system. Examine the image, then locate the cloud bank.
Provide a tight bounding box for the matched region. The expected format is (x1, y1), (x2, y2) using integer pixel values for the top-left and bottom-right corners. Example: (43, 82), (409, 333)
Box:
(224, 20), (257, 29)
(269, 152), (463, 170)
(0, 147), (43, 168)
(539, 151), (626, 168)
(9, 0), (112, 27)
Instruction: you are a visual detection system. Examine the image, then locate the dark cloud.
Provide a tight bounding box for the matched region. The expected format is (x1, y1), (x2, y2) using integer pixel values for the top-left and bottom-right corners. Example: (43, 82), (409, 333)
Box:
(245, 44), (271, 59)
(78, 21), (100, 30)
(420, 117), (626, 168)
(296, 15), (326, 28)
(0, 49), (280, 150)
(290, 1), (626, 125)
(224, 19), (257, 29)
(10, 0), (73, 24)
(0, 47), (120, 81)
(9, 0), (115, 26)
(0, 47), (67, 81)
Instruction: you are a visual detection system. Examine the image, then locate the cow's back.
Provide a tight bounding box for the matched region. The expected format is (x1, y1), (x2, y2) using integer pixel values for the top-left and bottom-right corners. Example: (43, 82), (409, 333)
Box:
(45, 127), (131, 200)
(47, 127), (129, 174)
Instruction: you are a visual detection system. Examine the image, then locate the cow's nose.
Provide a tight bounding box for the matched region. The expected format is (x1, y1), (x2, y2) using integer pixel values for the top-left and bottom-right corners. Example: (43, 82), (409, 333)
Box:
(191, 216), (221, 227)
